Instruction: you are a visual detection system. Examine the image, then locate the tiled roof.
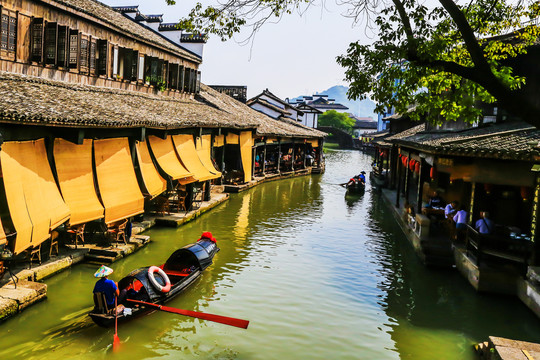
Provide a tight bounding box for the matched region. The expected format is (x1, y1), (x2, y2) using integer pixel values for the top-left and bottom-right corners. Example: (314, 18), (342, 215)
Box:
(247, 98), (290, 116)
(199, 85), (326, 138)
(309, 103), (349, 110)
(0, 71), (256, 130)
(49, 0), (201, 62)
(393, 121), (539, 161)
(373, 124), (425, 147)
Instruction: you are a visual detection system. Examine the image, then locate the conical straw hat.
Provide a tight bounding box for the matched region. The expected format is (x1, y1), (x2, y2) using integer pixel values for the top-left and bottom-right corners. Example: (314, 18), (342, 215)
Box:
(94, 265), (113, 278)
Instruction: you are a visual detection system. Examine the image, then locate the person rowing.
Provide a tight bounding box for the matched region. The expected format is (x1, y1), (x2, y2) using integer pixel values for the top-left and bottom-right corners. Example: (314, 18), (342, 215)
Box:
(93, 265), (119, 311)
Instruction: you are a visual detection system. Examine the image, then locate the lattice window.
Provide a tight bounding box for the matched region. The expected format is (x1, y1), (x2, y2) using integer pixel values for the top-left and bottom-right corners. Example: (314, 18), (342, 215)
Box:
(45, 22), (57, 65)
(31, 18), (44, 62)
(69, 30), (78, 68)
(1, 14), (8, 52)
(8, 14), (15, 53)
(80, 36), (89, 70)
(97, 39), (108, 75)
(89, 39), (96, 73)
(57, 26), (68, 67)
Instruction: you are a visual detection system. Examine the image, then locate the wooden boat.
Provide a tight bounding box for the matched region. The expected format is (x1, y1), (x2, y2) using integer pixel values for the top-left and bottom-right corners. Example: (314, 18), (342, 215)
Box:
(346, 179), (365, 194)
(89, 239), (219, 328)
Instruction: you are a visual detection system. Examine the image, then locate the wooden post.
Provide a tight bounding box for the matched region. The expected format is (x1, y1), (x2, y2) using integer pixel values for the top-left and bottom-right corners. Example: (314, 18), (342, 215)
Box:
(303, 143), (307, 168)
(531, 172), (540, 265)
(262, 144), (267, 175)
(468, 182), (476, 224)
(385, 150), (390, 183)
(291, 143), (295, 172)
(404, 159), (410, 203)
(252, 146), (256, 178)
(416, 159), (424, 215)
(396, 159), (402, 208)
(204, 180), (211, 201)
(277, 141), (281, 173)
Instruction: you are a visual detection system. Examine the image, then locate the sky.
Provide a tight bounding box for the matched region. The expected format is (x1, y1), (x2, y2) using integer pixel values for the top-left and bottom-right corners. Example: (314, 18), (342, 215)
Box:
(100, 0), (369, 100)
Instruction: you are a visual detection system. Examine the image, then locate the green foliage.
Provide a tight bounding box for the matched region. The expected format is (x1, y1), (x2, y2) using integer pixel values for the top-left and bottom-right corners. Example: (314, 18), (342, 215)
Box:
(165, 0), (540, 125)
(319, 110), (356, 133)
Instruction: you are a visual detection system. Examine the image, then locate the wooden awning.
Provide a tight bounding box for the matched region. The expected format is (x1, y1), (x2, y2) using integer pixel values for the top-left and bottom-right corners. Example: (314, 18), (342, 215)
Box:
(1, 139), (70, 254)
(54, 139), (104, 226)
(94, 138), (145, 224)
(135, 141), (167, 198)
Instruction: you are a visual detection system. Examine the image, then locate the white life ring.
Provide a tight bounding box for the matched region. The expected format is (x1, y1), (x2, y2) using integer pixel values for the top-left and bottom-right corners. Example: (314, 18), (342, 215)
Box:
(147, 266), (171, 293)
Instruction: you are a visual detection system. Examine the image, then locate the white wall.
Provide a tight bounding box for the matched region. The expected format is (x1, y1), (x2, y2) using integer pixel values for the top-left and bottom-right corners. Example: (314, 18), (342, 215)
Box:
(250, 103), (281, 119)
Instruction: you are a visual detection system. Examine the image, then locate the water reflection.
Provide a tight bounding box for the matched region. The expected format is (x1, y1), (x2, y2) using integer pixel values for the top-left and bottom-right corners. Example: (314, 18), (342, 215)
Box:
(0, 150), (539, 359)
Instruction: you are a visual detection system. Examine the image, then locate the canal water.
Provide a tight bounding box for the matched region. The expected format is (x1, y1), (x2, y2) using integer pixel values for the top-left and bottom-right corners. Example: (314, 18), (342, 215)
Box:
(1, 150), (540, 359)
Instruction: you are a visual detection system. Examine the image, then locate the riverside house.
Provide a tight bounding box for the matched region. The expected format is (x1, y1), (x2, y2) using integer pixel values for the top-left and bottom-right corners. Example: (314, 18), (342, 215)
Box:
(0, 0), (324, 272)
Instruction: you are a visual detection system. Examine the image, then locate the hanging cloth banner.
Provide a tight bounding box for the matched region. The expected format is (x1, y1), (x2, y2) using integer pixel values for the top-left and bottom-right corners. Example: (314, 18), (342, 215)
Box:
(240, 131), (253, 183)
(226, 133), (239, 144)
(214, 135), (225, 147)
(54, 138), (104, 226)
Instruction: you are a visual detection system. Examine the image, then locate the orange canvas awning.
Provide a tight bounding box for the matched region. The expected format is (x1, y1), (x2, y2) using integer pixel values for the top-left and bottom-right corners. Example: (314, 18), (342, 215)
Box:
(214, 134), (225, 147)
(135, 141), (167, 198)
(1, 140), (70, 254)
(94, 138), (145, 224)
(240, 131), (253, 183)
(226, 133), (239, 144)
(173, 134), (220, 182)
(308, 139), (319, 148)
(196, 135), (222, 179)
(148, 135), (194, 183)
(54, 139), (104, 226)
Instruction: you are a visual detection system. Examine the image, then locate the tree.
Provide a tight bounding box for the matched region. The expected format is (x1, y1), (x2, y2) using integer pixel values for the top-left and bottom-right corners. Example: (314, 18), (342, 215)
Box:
(318, 110), (356, 133)
(166, 0), (540, 127)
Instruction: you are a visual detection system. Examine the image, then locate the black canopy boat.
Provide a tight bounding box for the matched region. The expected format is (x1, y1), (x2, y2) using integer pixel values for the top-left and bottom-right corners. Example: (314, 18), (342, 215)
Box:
(346, 178), (365, 194)
(89, 239), (219, 328)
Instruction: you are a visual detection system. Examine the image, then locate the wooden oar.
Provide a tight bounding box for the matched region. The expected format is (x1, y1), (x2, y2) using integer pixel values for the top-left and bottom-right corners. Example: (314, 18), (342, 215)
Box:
(113, 297), (120, 351)
(127, 299), (249, 329)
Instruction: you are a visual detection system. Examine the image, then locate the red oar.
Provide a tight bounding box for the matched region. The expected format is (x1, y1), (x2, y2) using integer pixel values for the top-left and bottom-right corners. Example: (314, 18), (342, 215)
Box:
(113, 297), (120, 351)
(126, 299), (249, 329)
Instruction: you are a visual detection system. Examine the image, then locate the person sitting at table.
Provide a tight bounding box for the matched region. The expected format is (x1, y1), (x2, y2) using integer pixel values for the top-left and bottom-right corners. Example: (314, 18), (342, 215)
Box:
(475, 211), (494, 235)
(445, 201), (458, 219)
(427, 191), (445, 209)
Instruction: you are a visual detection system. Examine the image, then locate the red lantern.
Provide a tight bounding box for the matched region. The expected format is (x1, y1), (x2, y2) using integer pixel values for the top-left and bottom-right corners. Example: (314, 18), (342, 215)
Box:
(409, 160), (415, 171)
(415, 162), (420, 173)
(430, 166), (436, 179)
(521, 186), (532, 201)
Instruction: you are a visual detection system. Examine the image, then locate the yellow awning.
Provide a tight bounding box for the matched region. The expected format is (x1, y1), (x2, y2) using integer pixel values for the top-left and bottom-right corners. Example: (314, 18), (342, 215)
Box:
(226, 133), (239, 144)
(94, 138), (145, 224)
(54, 139), (104, 226)
(173, 134), (220, 182)
(240, 131), (253, 183)
(266, 138), (278, 144)
(148, 135), (194, 182)
(214, 134), (225, 147)
(1, 140), (70, 254)
(196, 135), (222, 179)
(135, 141), (167, 198)
(308, 139), (319, 148)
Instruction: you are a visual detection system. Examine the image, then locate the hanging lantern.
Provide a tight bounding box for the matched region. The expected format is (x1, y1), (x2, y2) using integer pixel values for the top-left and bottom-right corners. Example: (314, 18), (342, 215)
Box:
(409, 160), (415, 171)
(430, 166), (436, 179)
(484, 183), (493, 195)
(521, 186), (532, 201)
(415, 162), (420, 173)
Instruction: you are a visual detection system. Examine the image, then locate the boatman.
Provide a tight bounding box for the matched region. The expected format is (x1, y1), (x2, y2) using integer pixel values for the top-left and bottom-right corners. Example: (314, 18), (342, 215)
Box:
(358, 171), (366, 185)
(93, 265), (119, 310)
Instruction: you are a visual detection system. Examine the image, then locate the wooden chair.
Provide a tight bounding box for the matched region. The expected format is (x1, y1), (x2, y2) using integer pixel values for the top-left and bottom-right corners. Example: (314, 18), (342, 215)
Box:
(174, 190), (187, 212)
(107, 219), (129, 246)
(67, 223), (85, 249)
(154, 195), (170, 216)
(28, 244), (41, 268)
(49, 230), (60, 257)
(93, 292), (111, 314)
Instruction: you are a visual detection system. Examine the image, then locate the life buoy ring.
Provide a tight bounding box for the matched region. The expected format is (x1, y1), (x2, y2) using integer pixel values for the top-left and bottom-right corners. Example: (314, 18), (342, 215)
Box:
(148, 266), (171, 293)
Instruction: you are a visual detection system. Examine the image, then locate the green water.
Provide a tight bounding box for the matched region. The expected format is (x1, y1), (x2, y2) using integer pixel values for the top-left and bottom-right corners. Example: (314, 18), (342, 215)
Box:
(1, 150), (540, 359)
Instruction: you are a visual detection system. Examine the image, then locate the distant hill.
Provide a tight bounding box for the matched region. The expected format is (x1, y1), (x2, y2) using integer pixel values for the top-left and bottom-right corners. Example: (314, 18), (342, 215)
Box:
(292, 85), (377, 118)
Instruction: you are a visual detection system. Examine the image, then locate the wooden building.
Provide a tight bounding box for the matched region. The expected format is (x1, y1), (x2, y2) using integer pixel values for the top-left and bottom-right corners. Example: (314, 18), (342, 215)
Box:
(0, 0), (325, 262)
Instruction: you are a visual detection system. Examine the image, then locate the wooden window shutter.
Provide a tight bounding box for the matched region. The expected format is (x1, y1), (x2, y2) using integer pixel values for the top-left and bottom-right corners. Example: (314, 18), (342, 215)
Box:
(79, 34), (89, 73)
(137, 53), (144, 81)
(97, 39), (108, 76)
(68, 29), (79, 69)
(183, 67), (190, 92)
(31, 18), (45, 63)
(196, 70), (201, 93)
(44, 22), (57, 65)
(168, 63), (178, 90)
(112, 45), (118, 76)
(1, 8), (17, 60)
(57, 26), (68, 68)
(190, 68), (196, 93)
(131, 50), (138, 81)
(89, 37), (97, 74)
(179, 65), (184, 92)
